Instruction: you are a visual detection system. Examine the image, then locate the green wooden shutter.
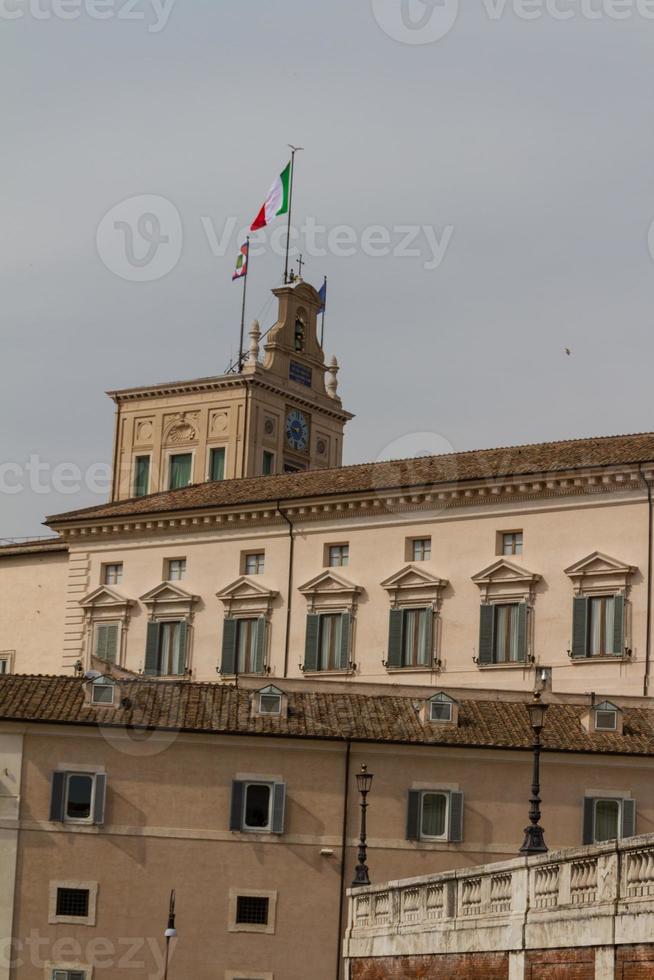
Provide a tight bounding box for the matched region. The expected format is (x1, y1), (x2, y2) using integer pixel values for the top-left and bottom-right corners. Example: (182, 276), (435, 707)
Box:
(406, 790), (422, 841)
(272, 782), (286, 834)
(229, 781), (244, 831)
(144, 622), (160, 676)
(304, 614), (320, 672)
(252, 617), (267, 674)
(420, 609), (433, 666)
(174, 621), (188, 675)
(571, 597), (589, 659)
(448, 791), (464, 842)
(93, 774), (107, 825)
(621, 799), (636, 839)
(613, 595), (625, 656)
(478, 605), (495, 665)
(516, 602), (528, 663)
(338, 612), (352, 670)
(95, 624), (119, 663)
(582, 798), (595, 844)
(49, 772), (66, 822)
(221, 618), (238, 675)
(387, 609), (404, 668)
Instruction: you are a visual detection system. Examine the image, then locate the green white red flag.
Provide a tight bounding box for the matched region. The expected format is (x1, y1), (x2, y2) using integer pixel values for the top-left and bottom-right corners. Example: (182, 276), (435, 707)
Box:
(250, 161), (291, 231)
(232, 240), (248, 281)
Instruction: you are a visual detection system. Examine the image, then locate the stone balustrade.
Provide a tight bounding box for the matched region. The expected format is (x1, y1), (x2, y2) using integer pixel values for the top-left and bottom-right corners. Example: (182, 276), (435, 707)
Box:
(344, 832), (654, 979)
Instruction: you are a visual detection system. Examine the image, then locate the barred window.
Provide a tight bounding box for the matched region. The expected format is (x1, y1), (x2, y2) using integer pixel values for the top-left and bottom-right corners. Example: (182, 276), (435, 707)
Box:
(56, 888), (89, 918)
(235, 896), (269, 925)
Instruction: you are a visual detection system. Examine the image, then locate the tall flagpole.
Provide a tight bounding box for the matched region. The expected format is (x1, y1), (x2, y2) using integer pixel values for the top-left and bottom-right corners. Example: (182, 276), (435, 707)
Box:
(284, 145), (303, 284)
(238, 236), (250, 373)
(320, 275), (327, 348)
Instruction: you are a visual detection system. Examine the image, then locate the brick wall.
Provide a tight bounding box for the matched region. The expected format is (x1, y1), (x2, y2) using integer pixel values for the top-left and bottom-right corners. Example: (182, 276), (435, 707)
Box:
(350, 953), (509, 979)
(525, 948), (594, 979)
(617, 945), (654, 979)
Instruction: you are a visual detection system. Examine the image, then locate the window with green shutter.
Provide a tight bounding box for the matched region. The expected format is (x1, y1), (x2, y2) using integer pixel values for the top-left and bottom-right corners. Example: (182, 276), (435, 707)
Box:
(144, 620), (187, 675)
(307, 612), (351, 671)
(93, 622), (119, 664)
(572, 595), (625, 659)
(406, 789), (464, 842)
(168, 453), (192, 490)
(386, 608), (433, 668)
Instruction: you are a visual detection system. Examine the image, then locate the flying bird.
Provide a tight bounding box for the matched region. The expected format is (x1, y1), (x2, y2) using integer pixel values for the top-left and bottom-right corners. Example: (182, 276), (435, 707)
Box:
(564, 347), (572, 356)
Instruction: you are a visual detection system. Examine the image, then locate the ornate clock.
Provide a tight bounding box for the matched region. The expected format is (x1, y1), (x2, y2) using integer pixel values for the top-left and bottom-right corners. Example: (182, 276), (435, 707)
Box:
(285, 409), (309, 453)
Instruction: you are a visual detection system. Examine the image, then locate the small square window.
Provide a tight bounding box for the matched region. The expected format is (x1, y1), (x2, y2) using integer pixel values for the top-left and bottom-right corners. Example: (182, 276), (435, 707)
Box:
(501, 532), (523, 556)
(91, 679), (115, 706)
(103, 563), (123, 586)
(166, 558), (186, 581)
(430, 700), (452, 723)
(259, 693), (282, 715)
(245, 553), (265, 575)
(412, 538), (431, 562)
(56, 888), (89, 918)
(327, 544), (349, 568)
(236, 896), (269, 926)
(243, 783), (272, 831)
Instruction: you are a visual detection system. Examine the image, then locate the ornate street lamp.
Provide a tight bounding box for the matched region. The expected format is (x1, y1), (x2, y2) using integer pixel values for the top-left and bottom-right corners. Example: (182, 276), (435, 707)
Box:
(163, 889), (177, 980)
(519, 691), (549, 855)
(352, 764), (374, 888)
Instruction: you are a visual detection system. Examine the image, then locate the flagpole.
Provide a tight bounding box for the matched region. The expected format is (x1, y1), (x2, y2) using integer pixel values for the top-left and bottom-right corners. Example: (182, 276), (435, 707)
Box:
(284, 145), (303, 285)
(320, 275), (327, 348)
(238, 236), (250, 373)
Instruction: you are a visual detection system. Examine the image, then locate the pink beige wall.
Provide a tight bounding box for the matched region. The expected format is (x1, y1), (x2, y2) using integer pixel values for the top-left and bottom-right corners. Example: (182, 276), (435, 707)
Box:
(0, 553), (67, 675)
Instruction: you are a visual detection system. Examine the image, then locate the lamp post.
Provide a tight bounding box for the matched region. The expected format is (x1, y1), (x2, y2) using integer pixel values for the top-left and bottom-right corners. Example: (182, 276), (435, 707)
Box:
(519, 691), (549, 856)
(163, 889), (177, 980)
(352, 764), (374, 888)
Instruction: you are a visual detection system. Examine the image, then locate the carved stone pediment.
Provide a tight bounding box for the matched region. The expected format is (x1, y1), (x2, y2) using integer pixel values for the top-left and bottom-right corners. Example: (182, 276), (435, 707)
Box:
(140, 582), (199, 619)
(472, 559), (540, 603)
(80, 586), (134, 611)
(298, 570), (362, 613)
(381, 565), (448, 610)
(565, 552), (636, 595)
(216, 576), (278, 617)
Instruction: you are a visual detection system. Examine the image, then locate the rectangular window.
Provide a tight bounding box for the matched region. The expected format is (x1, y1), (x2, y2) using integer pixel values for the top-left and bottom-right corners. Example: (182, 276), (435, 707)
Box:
(245, 553), (265, 575)
(589, 596), (616, 657)
(318, 613), (344, 671)
(420, 792), (448, 840)
(594, 798), (621, 842)
(236, 619), (262, 674)
(430, 699), (453, 722)
(154, 621), (186, 675)
(93, 623), (119, 664)
(133, 455), (150, 497)
(401, 608), (432, 667)
(102, 563), (123, 586)
(65, 773), (94, 823)
(412, 538), (431, 562)
(327, 544), (349, 567)
(262, 451), (275, 476)
(53, 972), (86, 980)
(209, 447), (226, 482)
(0, 659), (9, 675)
(235, 896), (269, 926)
(243, 783), (272, 831)
(91, 680), (115, 705)
(502, 531), (523, 556)
(169, 453), (193, 490)
(493, 603), (521, 663)
(259, 692), (282, 715)
(56, 888), (90, 918)
(166, 558), (186, 581)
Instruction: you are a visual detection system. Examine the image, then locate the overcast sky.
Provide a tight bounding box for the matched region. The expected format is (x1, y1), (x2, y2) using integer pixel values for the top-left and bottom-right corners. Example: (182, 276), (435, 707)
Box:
(2, 0), (654, 536)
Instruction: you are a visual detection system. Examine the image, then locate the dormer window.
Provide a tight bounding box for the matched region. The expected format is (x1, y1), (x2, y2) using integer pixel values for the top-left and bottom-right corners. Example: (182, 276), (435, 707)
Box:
(594, 701), (619, 732)
(257, 685), (284, 716)
(429, 692), (456, 723)
(91, 677), (115, 706)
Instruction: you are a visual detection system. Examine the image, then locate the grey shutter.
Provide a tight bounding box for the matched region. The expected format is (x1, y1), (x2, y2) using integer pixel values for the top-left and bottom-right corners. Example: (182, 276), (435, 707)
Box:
(304, 614), (320, 672)
(229, 781), (244, 831)
(406, 790), (421, 841)
(252, 617), (267, 674)
(338, 612), (352, 670)
(613, 595), (625, 656)
(174, 621), (188, 675)
(421, 609), (434, 666)
(49, 771), (66, 822)
(96, 624), (118, 663)
(448, 791), (464, 842)
(221, 618), (238, 675)
(272, 782), (286, 834)
(387, 609), (404, 668)
(478, 605), (495, 665)
(572, 597), (589, 659)
(516, 602), (528, 663)
(144, 621), (160, 675)
(621, 799), (636, 839)
(93, 773), (107, 825)
(582, 797), (595, 844)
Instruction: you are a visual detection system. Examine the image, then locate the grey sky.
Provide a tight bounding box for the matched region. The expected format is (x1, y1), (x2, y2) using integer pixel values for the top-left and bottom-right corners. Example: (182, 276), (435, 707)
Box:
(2, 0), (654, 536)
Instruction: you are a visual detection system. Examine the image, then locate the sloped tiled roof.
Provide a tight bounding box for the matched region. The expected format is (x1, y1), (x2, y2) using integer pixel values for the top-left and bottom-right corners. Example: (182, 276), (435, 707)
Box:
(0, 536), (67, 556)
(46, 431), (654, 525)
(1, 674), (653, 756)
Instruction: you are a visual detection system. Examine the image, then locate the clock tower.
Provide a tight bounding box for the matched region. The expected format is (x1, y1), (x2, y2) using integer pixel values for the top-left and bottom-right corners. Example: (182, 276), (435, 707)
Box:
(108, 278), (352, 500)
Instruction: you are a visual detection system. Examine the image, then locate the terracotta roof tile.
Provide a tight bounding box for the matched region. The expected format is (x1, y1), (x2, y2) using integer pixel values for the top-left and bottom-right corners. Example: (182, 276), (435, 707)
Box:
(1, 674), (653, 756)
(47, 431), (654, 524)
(0, 537), (67, 556)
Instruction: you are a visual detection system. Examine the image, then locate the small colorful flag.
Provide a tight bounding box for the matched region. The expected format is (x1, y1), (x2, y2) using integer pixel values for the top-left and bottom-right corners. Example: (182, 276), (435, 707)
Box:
(232, 241), (249, 281)
(317, 279), (327, 312)
(250, 161), (291, 231)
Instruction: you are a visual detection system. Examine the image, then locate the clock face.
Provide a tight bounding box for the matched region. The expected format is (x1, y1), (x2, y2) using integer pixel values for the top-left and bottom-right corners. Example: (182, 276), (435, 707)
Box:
(285, 409), (309, 453)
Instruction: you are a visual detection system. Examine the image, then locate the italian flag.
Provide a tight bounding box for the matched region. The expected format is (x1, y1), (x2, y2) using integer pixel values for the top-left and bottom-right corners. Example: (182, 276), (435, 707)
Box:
(250, 161), (291, 231)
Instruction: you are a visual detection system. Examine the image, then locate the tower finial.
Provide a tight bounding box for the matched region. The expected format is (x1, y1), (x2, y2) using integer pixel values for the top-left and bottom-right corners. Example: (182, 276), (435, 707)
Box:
(248, 320), (261, 365)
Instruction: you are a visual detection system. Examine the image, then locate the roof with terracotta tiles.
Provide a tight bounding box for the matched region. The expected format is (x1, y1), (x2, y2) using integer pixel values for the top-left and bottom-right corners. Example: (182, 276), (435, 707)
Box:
(46, 431), (654, 525)
(1, 674), (652, 755)
(0, 537), (67, 556)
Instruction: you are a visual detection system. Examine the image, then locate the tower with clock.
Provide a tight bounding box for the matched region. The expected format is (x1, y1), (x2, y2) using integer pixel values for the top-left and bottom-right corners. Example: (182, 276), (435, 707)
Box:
(108, 276), (353, 500)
